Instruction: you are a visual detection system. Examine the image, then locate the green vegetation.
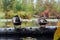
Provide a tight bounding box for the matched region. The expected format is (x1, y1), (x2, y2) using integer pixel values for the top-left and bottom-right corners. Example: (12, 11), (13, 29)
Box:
(0, 0), (60, 28)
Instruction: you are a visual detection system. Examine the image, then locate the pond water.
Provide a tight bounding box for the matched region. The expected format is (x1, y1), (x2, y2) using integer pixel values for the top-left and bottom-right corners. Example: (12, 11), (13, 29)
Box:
(0, 37), (53, 40)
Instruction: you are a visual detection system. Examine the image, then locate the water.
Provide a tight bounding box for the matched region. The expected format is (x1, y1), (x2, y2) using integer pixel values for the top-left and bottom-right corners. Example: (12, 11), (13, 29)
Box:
(0, 38), (23, 40)
(0, 37), (53, 40)
(0, 38), (36, 40)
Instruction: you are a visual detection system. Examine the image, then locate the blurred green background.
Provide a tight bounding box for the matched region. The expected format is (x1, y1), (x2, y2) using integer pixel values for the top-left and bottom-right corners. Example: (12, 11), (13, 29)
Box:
(0, 0), (59, 28)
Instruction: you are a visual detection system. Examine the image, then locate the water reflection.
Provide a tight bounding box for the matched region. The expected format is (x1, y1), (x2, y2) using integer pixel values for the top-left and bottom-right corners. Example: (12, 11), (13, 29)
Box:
(0, 38), (23, 40)
(0, 37), (52, 40)
(0, 38), (33, 40)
